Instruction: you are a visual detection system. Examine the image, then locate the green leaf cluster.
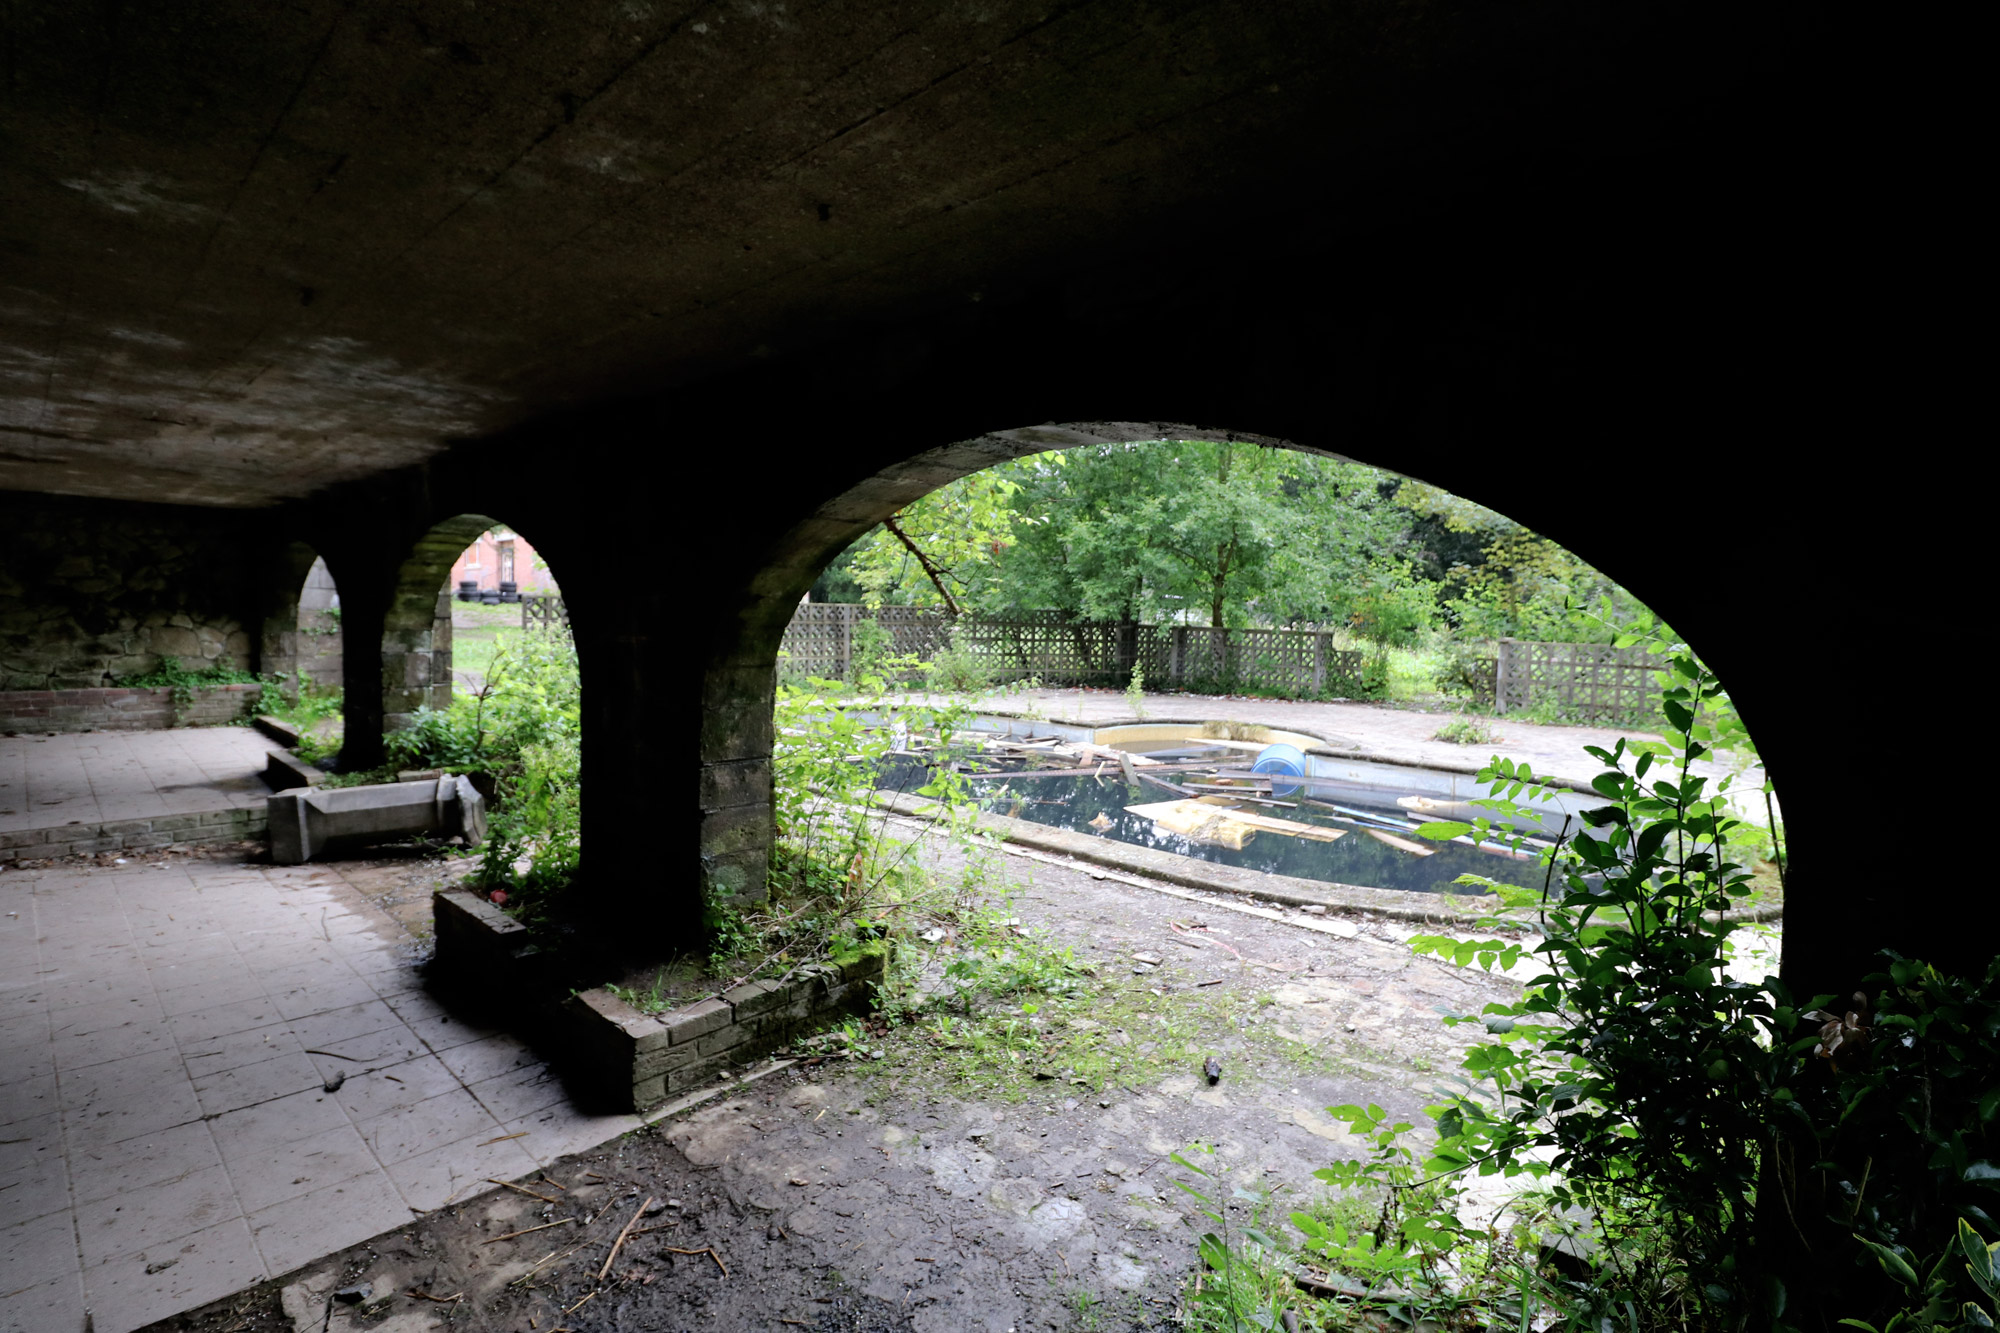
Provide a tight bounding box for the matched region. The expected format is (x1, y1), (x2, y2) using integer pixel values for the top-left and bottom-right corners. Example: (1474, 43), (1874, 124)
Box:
(111, 655), (269, 719)
(1295, 648), (1998, 1330)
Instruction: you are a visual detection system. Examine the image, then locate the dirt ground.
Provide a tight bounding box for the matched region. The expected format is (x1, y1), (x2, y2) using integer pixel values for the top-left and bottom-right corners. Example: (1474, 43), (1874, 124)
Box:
(136, 827), (1522, 1333)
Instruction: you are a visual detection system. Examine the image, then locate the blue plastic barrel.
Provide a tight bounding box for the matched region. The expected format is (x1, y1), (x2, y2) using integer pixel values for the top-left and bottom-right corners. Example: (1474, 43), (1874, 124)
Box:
(1252, 742), (1307, 797)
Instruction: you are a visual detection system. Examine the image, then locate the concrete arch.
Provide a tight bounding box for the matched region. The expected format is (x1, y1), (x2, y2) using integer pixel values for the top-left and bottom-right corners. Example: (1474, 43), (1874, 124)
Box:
(257, 542), (344, 701)
(255, 540), (323, 690)
(381, 514), (499, 733)
(426, 168), (1911, 994)
(693, 420), (1621, 918)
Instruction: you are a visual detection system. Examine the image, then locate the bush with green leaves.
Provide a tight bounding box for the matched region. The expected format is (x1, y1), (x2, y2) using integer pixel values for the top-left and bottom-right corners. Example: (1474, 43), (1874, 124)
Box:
(759, 660), (983, 968)
(390, 629), (579, 776)
(918, 628), (995, 694)
(391, 630), (583, 913)
(112, 655), (268, 721)
(1259, 647), (1998, 1332)
(1433, 637), (1498, 704)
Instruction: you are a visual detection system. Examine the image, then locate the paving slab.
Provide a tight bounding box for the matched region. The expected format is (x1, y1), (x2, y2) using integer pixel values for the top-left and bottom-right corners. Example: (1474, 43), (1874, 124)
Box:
(0, 729), (284, 837)
(0, 855), (639, 1333)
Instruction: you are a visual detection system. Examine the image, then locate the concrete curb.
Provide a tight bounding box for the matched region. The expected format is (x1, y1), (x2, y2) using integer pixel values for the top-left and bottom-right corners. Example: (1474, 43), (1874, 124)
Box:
(870, 789), (1783, 927)
(970, 707), (1608, 796)
(872, 788), (1502, 926)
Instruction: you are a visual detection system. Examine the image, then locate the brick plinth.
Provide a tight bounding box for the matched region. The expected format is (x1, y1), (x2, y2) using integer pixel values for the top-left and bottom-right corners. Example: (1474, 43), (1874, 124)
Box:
(431, 889), (884, 1113)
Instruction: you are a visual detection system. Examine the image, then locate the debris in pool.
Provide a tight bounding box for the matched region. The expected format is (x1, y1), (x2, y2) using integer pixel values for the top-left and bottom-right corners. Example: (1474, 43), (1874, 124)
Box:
(1363, 827), (1436, 857)
(1087, 812), (1113, 831)
(1125, 798), (1345, 848)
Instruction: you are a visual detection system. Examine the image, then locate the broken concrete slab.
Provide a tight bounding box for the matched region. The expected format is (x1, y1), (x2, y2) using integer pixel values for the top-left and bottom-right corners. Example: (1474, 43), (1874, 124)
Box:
(269, 775), (485, 863)
(263, 748), (325, 791)
(254, 714), (303, 747)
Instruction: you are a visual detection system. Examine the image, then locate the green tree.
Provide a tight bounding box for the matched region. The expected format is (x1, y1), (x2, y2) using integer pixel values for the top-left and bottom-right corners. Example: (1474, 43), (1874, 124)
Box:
(848, 455), (1055, 613)
(997, 440), (1429, 633)
(1394, 479), (1648, 641)
(839, 440), (1443, 639)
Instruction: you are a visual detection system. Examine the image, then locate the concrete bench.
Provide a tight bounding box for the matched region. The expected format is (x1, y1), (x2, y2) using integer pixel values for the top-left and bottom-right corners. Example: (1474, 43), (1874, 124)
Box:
(268, 775), (487, 864)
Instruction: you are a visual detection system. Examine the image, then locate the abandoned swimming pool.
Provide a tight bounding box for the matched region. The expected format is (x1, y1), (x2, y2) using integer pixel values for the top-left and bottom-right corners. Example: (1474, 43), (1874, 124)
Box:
(867, 718), (1597, 898)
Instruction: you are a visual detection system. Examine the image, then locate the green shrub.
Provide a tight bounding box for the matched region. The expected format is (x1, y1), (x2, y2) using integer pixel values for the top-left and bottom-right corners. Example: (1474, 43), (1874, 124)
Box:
(111, 655), (267, 721)
(1430, 714), (1496, 745)
(1268, 647), (1999, 1331)
(919, 628), (994, 694)
(1434, 638), (1497, 704)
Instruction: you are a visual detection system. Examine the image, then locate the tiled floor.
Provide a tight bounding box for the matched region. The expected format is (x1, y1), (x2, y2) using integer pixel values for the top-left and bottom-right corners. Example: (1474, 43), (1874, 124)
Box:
(0, 858), (639, 1333)
(0, 729), (281, 836)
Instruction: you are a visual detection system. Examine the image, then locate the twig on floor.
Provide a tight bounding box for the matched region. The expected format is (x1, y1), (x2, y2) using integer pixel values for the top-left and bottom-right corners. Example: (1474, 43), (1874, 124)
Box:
(665, 1246), (729, 1277)
(598, 1196), (655, 1279)
(483, 1217), (577, 1244)
(489, 1178), (562, 1204)
(508, 1241), (590, 1287)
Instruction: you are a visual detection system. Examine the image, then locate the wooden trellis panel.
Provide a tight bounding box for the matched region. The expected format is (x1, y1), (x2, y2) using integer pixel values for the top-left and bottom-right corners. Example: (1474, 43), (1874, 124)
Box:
(780, 605), (1367, 697)
(521, 595), (570, 631)
(1162, 627), (1363, 697)
(778, 603), (860, 679)
(1494, 639), (1660, 724)
(957, 615), (1132, 685)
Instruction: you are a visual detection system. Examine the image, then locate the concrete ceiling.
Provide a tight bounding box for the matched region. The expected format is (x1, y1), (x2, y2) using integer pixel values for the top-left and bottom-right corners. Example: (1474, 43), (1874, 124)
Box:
(0, 1), (1748, 507)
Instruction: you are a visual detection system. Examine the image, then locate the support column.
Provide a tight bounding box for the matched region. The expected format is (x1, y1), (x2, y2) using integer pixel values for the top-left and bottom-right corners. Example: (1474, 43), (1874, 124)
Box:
(1114, 619), (1138, 682)
(1494, 638), (1518, 715)
(429, 591), (453, 713)
(698, 658), (776, 911)
(339, 588), (388, 770)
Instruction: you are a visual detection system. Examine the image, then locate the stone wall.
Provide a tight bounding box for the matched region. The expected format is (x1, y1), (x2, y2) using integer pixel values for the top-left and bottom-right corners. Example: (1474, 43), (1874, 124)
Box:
(0, 495), (260, 691)
(0, 682), (264, 735)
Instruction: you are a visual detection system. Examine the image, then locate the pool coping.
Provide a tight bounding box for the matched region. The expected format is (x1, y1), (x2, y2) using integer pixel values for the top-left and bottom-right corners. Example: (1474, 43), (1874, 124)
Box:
(870, 788), (1784, 927)
(973, 708), (1608, 795)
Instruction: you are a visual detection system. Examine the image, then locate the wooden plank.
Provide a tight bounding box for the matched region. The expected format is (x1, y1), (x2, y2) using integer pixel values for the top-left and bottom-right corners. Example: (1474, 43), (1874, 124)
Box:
(1364, 827), (1436, 857)
(1124, 798), (1345, 843)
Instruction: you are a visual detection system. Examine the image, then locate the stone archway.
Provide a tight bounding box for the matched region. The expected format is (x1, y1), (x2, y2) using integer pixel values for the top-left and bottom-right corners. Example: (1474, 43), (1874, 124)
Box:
(258, 541), (345, 702)
(381, 514), (498, 733)
(696, 421), (1354, 911)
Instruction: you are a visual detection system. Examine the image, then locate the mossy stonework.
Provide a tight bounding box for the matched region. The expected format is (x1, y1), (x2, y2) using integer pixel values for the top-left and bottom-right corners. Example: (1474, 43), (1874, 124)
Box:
(431, 889), (885, 1113)
(563, 946), (886, 1113)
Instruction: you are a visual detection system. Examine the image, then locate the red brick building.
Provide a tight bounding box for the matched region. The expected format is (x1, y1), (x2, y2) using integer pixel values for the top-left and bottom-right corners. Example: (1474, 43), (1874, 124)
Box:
(447, 526), (559, 596)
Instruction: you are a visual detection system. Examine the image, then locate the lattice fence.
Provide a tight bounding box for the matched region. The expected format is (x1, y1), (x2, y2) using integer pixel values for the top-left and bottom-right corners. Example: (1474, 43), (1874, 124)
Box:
(1494, 639), (1661, 724)
(1163, 627), (1364, 697)
(780, 604), (1366, 697)
(521, 595), (570, 631)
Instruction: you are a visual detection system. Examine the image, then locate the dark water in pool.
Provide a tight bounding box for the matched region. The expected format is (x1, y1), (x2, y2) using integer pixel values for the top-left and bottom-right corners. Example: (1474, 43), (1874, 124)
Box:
(876, 756), (1528, 896)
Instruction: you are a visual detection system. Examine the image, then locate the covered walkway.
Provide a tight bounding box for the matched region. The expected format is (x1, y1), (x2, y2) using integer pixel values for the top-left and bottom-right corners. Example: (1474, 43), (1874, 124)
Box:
(0, 730), (639, 1333)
